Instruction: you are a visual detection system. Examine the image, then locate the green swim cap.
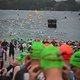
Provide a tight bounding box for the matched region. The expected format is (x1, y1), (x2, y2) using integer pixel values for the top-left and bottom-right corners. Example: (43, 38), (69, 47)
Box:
(21, 52), (27, 57)
(11, 38), (16, 40)
(31, 42), (45, 60)
(16, 56), (22, 61)
(23, 46), (27, 50)
(70, 51), (80, 67)
(40, 46), (64, 70)
(16, 56), (23, 64)
(16, 52), (28, 64)
(3, 38), (6, 41)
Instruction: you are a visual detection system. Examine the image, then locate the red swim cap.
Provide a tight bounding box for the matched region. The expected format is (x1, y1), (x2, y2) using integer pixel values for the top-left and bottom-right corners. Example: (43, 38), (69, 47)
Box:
(59, 44), (73, 60)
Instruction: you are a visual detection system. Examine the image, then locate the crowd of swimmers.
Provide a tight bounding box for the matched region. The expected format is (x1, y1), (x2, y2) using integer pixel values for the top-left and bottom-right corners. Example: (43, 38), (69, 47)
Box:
(0, 38), (80, 80)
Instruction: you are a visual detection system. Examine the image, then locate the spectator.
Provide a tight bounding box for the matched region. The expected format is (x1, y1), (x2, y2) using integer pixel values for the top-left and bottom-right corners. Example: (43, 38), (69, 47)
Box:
(9, 40), (15, 61)
(1, 39), (8, 61)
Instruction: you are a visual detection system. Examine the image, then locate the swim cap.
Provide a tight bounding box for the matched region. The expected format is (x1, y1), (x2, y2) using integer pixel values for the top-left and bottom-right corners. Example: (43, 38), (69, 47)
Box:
(70, 51), (80, 67)
(59, 44), (73, 60)
(31, 42), (44, 60)
(41, 46), (64, 70)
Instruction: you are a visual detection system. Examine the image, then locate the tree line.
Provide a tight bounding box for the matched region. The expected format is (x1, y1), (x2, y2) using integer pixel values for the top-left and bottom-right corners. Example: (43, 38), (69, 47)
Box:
(0, 0), (80, 10)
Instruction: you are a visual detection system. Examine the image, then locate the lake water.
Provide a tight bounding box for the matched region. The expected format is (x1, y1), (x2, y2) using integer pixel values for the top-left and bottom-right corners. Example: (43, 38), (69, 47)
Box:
(0, 10), (80, 41)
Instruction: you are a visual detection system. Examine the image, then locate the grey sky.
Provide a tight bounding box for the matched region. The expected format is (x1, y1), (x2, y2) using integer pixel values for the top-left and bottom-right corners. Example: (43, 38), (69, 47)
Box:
(76, 0), (80, 2)
(55, 0), (80, 2)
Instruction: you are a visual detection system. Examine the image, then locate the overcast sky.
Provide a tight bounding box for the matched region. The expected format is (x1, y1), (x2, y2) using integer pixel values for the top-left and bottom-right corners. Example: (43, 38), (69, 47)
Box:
(76, 0), (80, 1)
(55, 0), (80, 2)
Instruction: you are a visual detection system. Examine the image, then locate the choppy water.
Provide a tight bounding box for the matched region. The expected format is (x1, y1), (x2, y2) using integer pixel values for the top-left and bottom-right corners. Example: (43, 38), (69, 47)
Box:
(0, 10), (80, 41)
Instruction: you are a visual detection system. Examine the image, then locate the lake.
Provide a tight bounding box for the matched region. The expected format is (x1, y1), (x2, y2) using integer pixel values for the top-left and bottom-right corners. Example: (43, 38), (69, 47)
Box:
(0, 10), (80, 41)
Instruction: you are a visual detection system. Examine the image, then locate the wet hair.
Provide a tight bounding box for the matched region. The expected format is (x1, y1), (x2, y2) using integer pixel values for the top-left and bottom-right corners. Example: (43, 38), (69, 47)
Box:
(14, 68), (28, 80)
(0, 76), (11, 80)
